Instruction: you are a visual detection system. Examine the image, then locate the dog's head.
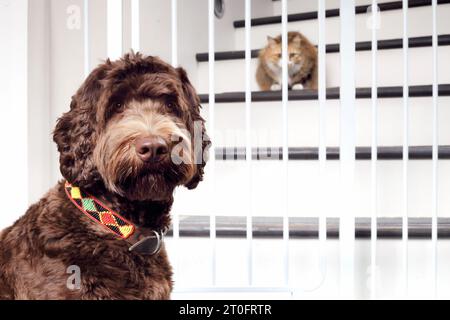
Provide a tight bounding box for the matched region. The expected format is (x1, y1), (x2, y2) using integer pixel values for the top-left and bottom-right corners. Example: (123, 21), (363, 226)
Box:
(53, 53), (210, 201)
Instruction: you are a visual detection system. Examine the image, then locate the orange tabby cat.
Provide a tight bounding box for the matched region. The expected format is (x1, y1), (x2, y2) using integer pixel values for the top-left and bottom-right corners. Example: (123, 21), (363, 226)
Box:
(256, 31), (318, 91)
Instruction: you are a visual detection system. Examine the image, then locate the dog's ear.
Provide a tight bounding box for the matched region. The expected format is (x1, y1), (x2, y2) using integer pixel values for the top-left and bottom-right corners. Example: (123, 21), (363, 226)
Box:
(53, 66), (108, 188)
(176, 67), (211, 190)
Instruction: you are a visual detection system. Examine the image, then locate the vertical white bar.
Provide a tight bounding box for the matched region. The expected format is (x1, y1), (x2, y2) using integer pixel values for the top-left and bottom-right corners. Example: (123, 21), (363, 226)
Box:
(0, 0), (28, 229)
(107, 0), (123, 59)
(281, 0), (289, 287)
(317, 0), (327, 285)
(318, 1), (327, 166)
(339, 0), (356, 299)
(131, 0), (140, 52)
(83, 0), (90, 77)
(402, 0), (409, 298)
(370, 0), (378, 300)
(171, 0), (177, 67)
(170, 0), (180, 282)
(318, 0), (327, 239)
(171, 0), (178, 237)
(431, 0), (438, 298)
(245, 0), (253, 286)
(208, 0), (217, 286)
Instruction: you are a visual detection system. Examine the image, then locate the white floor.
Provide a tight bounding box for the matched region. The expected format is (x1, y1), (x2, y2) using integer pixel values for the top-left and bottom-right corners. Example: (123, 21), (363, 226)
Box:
(167, 237), (450, 299)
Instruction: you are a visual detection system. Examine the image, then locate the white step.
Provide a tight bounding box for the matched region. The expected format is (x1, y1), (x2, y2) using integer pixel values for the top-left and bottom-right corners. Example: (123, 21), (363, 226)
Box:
(270, 0), (427, 16)
(195, 46), (450, 93)
(172, 160), (450, 219)
(168, 238), (450, 298)
(198, 97), (450, 147)
(271, 0), (342, 16)
(233, 3), (450, 50)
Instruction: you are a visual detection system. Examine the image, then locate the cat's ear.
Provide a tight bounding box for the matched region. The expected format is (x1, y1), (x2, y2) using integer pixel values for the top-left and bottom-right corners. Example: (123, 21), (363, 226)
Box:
(267, 36), (277, 47)
(292, 33), (302, 46)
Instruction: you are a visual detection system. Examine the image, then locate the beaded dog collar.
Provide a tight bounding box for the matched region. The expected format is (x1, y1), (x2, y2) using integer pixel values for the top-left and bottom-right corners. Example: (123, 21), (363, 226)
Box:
(64, 181), (164, 255)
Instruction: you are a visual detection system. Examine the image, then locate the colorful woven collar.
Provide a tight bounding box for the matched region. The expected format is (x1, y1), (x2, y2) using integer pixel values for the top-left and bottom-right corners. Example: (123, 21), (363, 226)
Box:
(65, 181), (164, 255)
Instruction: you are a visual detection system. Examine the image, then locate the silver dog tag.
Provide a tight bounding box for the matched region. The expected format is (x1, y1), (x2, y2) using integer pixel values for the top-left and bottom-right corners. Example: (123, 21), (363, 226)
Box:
(128, 230), (162, 255)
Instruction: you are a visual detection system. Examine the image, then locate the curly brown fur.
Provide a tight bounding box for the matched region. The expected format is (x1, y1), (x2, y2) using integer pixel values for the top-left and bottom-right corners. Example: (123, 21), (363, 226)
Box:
(0, 53), (210, 299)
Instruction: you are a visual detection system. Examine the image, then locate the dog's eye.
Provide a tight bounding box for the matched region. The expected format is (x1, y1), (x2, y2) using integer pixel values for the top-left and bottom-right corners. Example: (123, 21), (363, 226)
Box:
(115, 103), (124, 111)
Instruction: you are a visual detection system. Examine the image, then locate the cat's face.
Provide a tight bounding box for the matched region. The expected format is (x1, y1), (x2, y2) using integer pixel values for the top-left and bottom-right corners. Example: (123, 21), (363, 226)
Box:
(264, 34), (304, 74)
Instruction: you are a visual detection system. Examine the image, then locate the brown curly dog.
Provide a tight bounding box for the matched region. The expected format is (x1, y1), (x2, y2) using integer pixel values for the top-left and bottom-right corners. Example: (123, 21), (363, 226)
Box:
(0, 53), (209, 299)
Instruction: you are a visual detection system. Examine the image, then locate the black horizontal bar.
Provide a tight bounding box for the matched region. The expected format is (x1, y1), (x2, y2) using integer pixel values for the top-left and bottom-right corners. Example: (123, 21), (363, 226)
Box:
(196, 49), (260, 62)
(198, 84), (450, 103)
(214, 146), (450, 161)
(195, 35), (450, 62)
(166, 216), (450, 239)
(234, 0), (450, 28)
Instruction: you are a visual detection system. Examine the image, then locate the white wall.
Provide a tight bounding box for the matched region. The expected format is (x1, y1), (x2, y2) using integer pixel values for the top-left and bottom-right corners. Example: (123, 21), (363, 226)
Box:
(28, 0), (52, 205)
(0, 0), (29, 228)
(88, 0), (107, 70)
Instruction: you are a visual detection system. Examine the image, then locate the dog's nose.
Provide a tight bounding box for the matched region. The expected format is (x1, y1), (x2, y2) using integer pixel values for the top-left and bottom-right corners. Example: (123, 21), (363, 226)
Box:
(135, 136), (169, 162)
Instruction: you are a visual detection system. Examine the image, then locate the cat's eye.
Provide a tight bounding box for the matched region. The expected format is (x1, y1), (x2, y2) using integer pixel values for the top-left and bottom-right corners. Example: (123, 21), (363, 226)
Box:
(115, 103), (124, 111)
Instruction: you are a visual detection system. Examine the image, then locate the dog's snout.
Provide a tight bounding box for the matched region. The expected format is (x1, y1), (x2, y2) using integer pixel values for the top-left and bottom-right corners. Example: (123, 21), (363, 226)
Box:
(135, 136), (169, 162)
